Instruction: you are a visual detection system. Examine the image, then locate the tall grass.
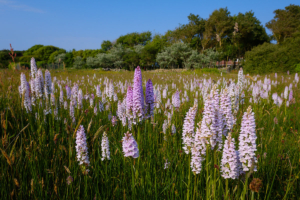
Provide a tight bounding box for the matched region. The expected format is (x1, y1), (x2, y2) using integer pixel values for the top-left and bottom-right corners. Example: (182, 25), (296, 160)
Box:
(0, 69), (299, 199)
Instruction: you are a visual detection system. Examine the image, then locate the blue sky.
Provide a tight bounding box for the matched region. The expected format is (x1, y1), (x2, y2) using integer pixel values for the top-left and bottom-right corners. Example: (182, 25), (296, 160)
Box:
(0, 0), (299, 51)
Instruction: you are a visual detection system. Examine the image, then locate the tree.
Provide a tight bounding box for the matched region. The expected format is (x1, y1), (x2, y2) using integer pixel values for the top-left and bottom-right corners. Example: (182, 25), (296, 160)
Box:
(96, 53), (114, 68)
(167, 14), (206, 50)
(244, 36), (300, 73)
(231, 11), (270, 56)
(86, 57), (98, 68)
(64, 52), (74, 68)
(203, 48), (222, 67)
(101, 40), (113, 51)
(266, 4), (300, 44)
(139, 34), (167, 69)
(205, 7), (233, 48)
(185, 50), (203, 69)
(156, 43), (192, 68)
(124, 51), (140, 70)
(23, 45), (44, 56)
(73, 56), (85, 69)
(116, 32), (152, 47)
(48, 49), (67, 63)
(156, 47), (174, 68)
(109, 44), (132, 68)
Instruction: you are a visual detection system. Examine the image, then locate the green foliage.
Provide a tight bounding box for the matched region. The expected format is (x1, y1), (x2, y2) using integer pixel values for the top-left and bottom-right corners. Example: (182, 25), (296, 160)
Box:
(116, 31), (152, 47)
(101, 40), (113, 51)
(0, 70), (300, 199)
(96, 53), (114, 68)
(48, 49), (67, 63)
(294, 63), (300, 73)
(64, 52), (74, 68)
(0, 50), (11, 68)
(201, 68), (220, 73)
(244, 36), (300, 73)
(156, 43), (192, 68)
(23, 44), (44, 56)
(266, 4), (300, 44)
(86, 57), (98, 68)
(232, 11), (270, 54)
(36, 61), (47, 68)
(0, 6), (294, 72)
(73, 56), (85, 69)
(205, 7), (233, 48)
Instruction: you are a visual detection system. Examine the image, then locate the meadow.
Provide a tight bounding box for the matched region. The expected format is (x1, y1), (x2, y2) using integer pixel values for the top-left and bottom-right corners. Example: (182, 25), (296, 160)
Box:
(0, 61), (299, 199)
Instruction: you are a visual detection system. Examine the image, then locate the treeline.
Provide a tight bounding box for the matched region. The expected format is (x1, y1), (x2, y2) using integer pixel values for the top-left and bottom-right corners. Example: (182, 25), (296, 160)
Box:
(1, 4), (300, 72)
(244, 4), (300, 73)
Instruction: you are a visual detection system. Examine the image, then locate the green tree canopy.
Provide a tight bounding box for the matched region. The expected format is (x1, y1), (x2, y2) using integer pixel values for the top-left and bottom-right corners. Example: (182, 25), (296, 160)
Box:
(232, 11), (270, 55)
(266, 4), (300, 44)
(101, 40), (113, 51)
(23, 45), (44, 56)
(156, 43), (192, 68)
(116, 32), (152, 47)
(205, 7), (233, 48)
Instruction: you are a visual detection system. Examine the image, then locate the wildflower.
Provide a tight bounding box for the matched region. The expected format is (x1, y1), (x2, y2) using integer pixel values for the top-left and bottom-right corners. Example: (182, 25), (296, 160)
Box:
(113, 93), (118, 102)
(238, 67), (244, 93)
(64, 101), (68, 110)
(172, 91), (181, 109)
(99, 101), (104, 112)
(162, 120), (168, 139)
(77, 89), (83, 109)
(221, 133), (239, 179)
(101, 132), (111, 161)
(171, 124), (176, 135)
(66, 85), (71, 99)
(220, 88), (234, 134)
(96, 85), (101, 97)
(30, 57), (38, 78)
(200, 88), (218, 149)
(75, 125), (90, 167)
(238, 106), (257, 172)
(164, 159), (170, 169)
(182, 104), (197, 154)
(191, 122), (206, 174)
(263, 152), (267, 159)
(126, 86), (133, 120)
(155, 88), (161, 109)
(284, 86), (289, 99)
(20, 73), (27, 95)
(132, 67), (144, 123)
(69, 101), (75, 122)
(163, 88), (167, 98)
(289, 90), (293, 102)
(59, 88), (64, 106)
(51, 93), (55, 106)
(145, 79), (154, 118)
(109, 80), (114, 101)
(105, 103), (110, 111)
(108, 111), (112, 121)
(66, 176), (73, 185)
(94, 105), (98, 115)
(90, 93), (94, 107)
(111, 116), (117, 126)
(45, 70), (52, 95)
(30, 78), (36, 106)
(122, 131), (139, 158)
(21, 73), (32, 113)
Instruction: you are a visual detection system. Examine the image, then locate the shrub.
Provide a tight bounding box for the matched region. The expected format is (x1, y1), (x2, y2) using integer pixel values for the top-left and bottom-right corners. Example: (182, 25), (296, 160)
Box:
(244, 37), (300, 74)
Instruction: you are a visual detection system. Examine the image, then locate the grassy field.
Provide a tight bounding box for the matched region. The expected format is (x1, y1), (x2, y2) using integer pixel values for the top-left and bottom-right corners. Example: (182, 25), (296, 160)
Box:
(0, 68), (299, 199)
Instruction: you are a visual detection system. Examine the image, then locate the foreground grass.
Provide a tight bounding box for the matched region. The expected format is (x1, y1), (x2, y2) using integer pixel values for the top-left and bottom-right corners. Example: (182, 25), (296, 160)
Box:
(0, 69), (299, 199)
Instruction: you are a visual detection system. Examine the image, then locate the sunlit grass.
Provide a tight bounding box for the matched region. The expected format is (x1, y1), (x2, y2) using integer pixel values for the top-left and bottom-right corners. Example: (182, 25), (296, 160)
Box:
(0, 68), (299, 199)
